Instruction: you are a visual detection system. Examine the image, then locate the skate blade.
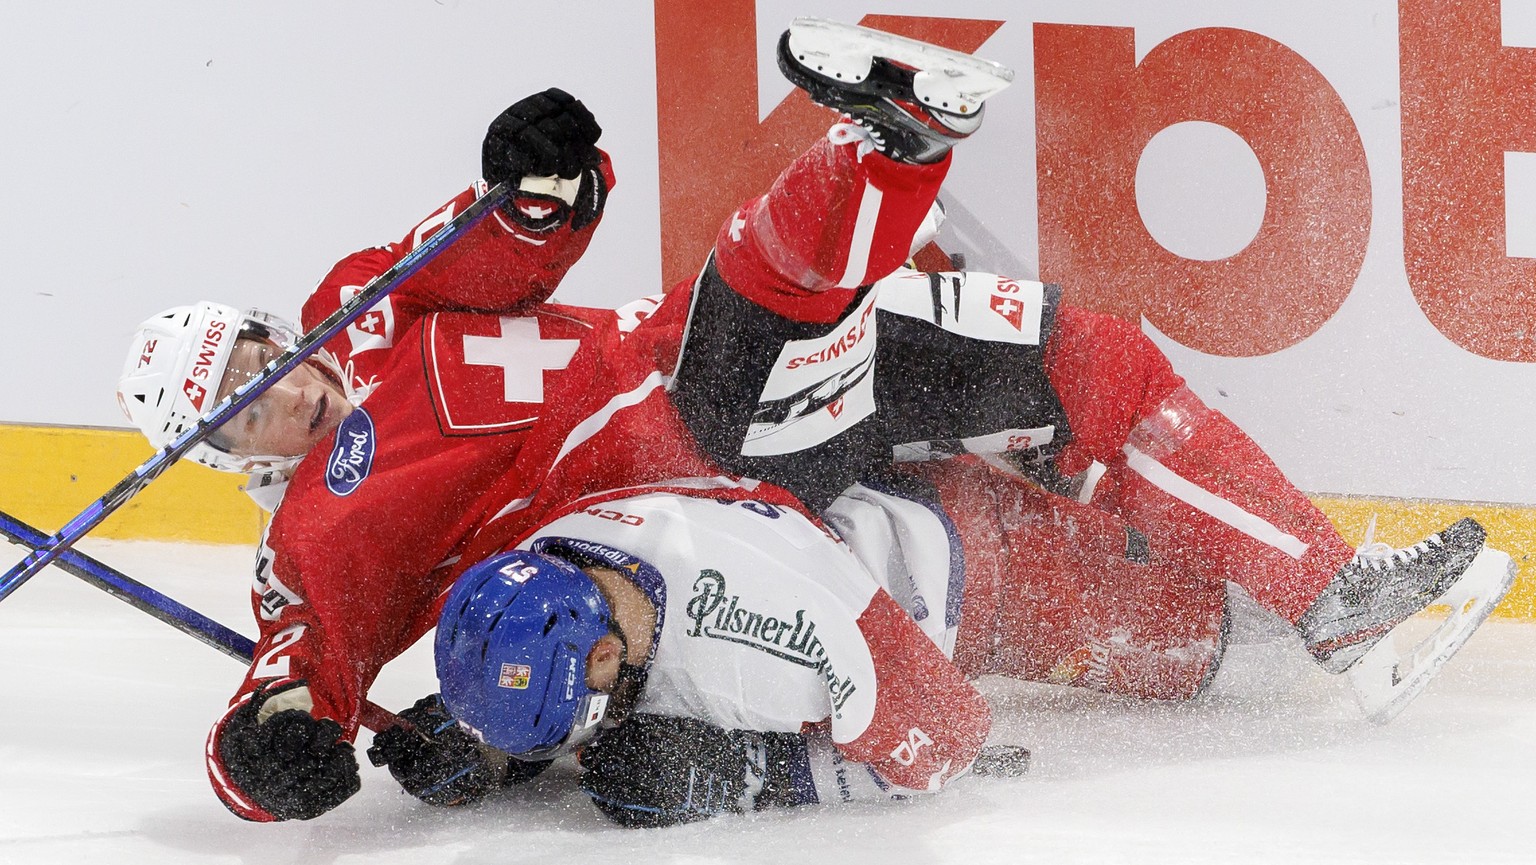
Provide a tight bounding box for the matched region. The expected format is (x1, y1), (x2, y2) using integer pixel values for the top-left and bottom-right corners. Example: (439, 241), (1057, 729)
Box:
(1346, 545), (1517, 724)
(786, 17), (1015, 114)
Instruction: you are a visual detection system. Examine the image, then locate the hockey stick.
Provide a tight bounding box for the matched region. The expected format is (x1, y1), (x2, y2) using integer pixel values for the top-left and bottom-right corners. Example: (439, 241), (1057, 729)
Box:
(0, 508), (399, 731)
(0, 508), (253, 660)
(0, 183), (511, 604)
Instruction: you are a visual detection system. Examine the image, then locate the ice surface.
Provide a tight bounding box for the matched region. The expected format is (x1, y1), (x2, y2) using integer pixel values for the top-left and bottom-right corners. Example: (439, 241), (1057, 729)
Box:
(2, 538), (1533, 865)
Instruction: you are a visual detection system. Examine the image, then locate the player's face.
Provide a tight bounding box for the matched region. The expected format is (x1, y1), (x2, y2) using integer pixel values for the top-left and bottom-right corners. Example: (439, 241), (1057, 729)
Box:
(214, 337), (351, 458)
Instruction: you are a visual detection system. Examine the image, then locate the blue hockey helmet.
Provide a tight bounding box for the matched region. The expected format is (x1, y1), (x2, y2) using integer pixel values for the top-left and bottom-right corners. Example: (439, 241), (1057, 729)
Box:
(435, 550), (614, 760)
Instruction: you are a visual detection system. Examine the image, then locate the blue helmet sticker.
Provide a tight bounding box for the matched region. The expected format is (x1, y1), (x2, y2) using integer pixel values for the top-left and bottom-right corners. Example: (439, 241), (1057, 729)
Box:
(325, 407), (376, 496)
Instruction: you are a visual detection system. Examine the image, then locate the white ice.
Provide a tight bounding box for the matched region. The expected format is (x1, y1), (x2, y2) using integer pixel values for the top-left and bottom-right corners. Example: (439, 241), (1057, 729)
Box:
(2, 537), (1533, 865)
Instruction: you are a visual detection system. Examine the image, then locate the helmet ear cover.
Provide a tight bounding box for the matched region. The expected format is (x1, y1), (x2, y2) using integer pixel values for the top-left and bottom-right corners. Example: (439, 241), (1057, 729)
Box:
(435, 551), (617, 761)
(526, 541), (655, 723)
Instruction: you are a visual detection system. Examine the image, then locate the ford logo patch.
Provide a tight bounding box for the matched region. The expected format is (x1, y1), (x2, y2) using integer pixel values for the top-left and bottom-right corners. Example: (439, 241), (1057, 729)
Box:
(325, 407), (376, 496)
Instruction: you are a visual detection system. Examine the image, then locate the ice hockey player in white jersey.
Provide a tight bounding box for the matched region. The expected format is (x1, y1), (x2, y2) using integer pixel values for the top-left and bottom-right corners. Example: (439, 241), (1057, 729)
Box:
(430, 446), (1510, 827)
(435, 482), (992, 826)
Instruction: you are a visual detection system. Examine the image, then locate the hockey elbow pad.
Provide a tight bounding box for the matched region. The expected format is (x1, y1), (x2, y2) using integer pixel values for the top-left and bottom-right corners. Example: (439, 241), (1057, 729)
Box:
(577, 714), (817, 828)
(367, 694), (552, 807)
(213, 679), (360, 821)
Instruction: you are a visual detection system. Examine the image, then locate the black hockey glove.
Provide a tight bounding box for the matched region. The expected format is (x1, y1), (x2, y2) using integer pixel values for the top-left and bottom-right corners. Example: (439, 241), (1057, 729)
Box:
(217, 680), (361, 821)
(484, 87), (602, 181)
(366, 694), (552, 807)
(483, 88), (609, 232)
(578, 714), (816, 828)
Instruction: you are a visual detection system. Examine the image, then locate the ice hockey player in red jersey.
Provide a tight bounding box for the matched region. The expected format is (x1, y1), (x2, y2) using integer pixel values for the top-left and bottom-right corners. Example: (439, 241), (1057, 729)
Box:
(427, 19), (1513, 825)
(450, 16), (1508, 718)
(114, 18), (1509, 824)
(116, 88), (634, 821)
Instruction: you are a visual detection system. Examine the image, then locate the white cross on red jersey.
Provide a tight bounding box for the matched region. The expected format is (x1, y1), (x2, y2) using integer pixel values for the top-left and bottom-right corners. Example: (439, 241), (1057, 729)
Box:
(461, 316), (580, 404)
(425, 311), (590, 434)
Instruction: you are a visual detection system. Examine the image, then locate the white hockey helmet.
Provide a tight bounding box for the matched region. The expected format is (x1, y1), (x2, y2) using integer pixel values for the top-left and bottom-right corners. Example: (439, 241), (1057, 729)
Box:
(117, 302), (301, 473)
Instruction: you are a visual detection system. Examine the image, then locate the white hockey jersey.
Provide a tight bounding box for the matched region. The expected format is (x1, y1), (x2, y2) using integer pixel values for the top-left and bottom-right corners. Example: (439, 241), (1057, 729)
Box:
(519, 482), (988, 794)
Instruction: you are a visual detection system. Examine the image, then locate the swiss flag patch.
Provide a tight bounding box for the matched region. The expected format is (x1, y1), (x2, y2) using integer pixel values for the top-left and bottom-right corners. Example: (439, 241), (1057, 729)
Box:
(182, 379), (209, 411)
(424, 312), (580, 435)
(519, 201), (557, 220)
(989, 294), (1024, 331)
(354, 310), (387, 336)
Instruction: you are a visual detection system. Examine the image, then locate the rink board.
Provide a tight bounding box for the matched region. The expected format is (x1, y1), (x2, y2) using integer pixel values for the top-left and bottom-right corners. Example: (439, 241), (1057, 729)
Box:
(0, 423), (263, 546)
(2, 424), (1532, 618)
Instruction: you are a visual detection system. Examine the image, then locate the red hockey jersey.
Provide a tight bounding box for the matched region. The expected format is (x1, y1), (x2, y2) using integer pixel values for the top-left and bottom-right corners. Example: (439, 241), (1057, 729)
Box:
(209, 163), (635, 821)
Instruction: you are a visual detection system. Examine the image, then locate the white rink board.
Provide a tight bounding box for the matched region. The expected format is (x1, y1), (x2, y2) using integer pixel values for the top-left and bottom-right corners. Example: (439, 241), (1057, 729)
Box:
(5, 1), (1536, 505)
(2, 537), (1534, 864)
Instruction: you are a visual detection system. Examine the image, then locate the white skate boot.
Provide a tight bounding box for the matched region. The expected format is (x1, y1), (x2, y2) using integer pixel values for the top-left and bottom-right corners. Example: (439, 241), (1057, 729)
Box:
(778, 17), (1015, 164)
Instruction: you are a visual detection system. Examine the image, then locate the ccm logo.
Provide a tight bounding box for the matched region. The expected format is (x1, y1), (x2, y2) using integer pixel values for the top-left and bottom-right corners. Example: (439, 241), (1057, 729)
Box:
(583, 507), (644, 526)
(889, 726), (935, 767)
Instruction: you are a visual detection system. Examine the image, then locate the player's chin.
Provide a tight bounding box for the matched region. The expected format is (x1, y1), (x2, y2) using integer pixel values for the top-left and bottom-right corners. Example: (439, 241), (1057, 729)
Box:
(309, 420), (343, 452)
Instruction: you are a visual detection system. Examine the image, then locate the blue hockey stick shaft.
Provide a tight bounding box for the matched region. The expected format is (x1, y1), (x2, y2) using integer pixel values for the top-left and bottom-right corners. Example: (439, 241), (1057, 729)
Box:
(0, 183), (511, 603)
(0, 508), (254, 660)
(0, 508), (402, 731)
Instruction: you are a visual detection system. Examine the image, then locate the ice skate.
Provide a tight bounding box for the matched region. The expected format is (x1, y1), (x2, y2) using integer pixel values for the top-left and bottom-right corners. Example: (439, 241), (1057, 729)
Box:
(1297, 517), (1487, 674)
(778, 17), (1014, 164)
(1346, 539), (1515, 723)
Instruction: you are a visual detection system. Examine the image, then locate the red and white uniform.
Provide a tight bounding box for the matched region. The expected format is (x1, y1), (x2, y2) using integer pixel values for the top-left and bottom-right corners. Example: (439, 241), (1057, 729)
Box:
(450, 125), (1357, 800)
(510, 456), (1228, 802)
(208, 158), (636, 821)
(463, 131), (1353, 640)
(209, 116), (1355, 816)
